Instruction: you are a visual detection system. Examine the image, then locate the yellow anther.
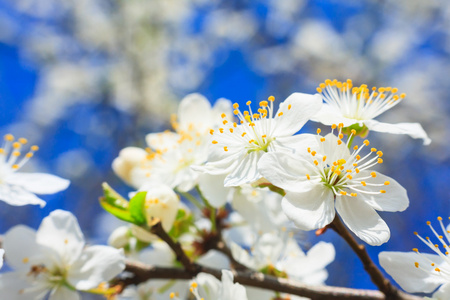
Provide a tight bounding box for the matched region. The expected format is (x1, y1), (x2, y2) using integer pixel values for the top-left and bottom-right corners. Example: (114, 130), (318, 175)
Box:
(378, 158), (383, 164)
(412, 248), (418, 252)
(355, 168), (360, 173)
(22, 257), (29, 263)
(323, 156), (327, 162)
(337, 140), (342, 145)
(25, 153), (33, 158)
(223, 120), (228, 125)
(4, 134), (14, 141)
(259, 100), (268, 107)
(351, 193), (357, 197)
(311, 151), (316, 156)
(415, 262), (419, 268)
(338, 123), (344, 128)
(288, 104), (292, 110)
(233, 122), (237, 127)
(338, 134), (343, 139)
(191, 282), (198, 288)
(278, 112), (283, 117)
(221, 113), (226, 118)
(361, 181), (367, 186)
(233, 103), (239, 109)
(377, 151), (383, 157)
(320, 137), (326, 142)
(363, 140), (370, 146)
(212, 140), (218, 144)
(229, 128), (233, 133)
(170, 292), (175, 299)
(435, 268), (441, 272)
(353, 145), (358, 150)
(384, 181), (390, 185)
(317, 128), (321, 134)
(224, 147), (228, 152)
(12, 164), (19, 169)
(18, 138), (28, 144)
(438, 216), (442, 221)
(356, 155), (361, 160)
(268, 96), (275, 101)
(12, 142), (21, 149)
(427, 221), (431, 225)
(306, 174), (310, 180)
(351, 129), (356, 135)
(13, 151), (20, 157)
(371, 148), (377, 152)
(316, 87), (322, 93)
(347, 174), (352, 179)
(391, 88), (398, 93)
(233, 109), (239, 115)
(314, 160), (319, 166)
(31, 145), (39, 151)
(320, 83), (326, 89)
(219, 128), (224, 133)
(380, 190), (386, 194)
(352, 163), (358, 167)
(331, 124), (337, 129)
(414, 231), (418, 235)
(249, 139), (254, 144)
(371, 172), (376, 177)
(246, 101), (251, 106)
(210, 129), (214, 135)
(340, 191), (347, 195)
(400, 93), (406, 98)
(241, 132), (247, 137)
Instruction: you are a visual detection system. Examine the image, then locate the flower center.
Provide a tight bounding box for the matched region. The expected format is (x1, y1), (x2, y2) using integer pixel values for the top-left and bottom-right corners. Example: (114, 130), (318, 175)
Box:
(0, 134), (39, 181)
(316, 79), (406, 120)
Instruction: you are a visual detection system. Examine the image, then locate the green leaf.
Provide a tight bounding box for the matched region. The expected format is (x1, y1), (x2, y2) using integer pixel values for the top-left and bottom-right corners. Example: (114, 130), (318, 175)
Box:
(129, 191), (147, 226)
(168, 209), (194, 239)
(99, 196), (134, 223)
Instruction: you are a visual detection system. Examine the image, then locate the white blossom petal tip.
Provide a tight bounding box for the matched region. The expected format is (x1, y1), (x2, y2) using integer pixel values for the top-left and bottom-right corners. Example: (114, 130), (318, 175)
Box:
(314, 79), (430, 145)
(0, 134), (70, 207)
(379, 217), (450, 294)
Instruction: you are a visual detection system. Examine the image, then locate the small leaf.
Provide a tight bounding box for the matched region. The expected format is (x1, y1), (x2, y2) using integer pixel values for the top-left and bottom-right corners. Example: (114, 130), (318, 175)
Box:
(102, 182), (129, 209)
(129, 191), (147, 226)
(99, 196), (134, 223)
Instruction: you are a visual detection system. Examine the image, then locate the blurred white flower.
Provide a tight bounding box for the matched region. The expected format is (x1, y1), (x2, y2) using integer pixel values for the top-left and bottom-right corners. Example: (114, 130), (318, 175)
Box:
(0, 134), (70, 207)
(195, 93), (322, 187)
(313, 79), (431, 145)
(259, 128), (409, 245)
(0, 210), (125, 299)
(379, 217), (450, 299)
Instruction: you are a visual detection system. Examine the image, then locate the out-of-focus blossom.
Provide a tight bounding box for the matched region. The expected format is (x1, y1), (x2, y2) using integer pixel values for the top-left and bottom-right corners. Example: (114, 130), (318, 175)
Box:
(195, 93), (322, 187)
(379, 217), (450, 299)
(259, 129), (408, 245)
(0, 210), (125, 299)
(0, 134), (69, 207)
(313, 79), (431, 145)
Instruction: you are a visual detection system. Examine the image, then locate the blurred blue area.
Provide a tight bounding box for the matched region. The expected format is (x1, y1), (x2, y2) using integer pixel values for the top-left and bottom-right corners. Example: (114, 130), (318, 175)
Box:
(0, 0), (449, 293)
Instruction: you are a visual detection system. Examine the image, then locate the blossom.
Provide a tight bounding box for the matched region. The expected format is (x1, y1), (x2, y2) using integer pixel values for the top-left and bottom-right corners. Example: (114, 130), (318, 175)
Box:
(113, 94), (232, 192)
(258, 126), (409, 245)
(312, 79), (431, 145)
(379, 217), (450, 299)
(130, 184), (180, 243)
(0, 134), (70, 207)
(0, 249), (4, 270)
(195, 93), (322, 187)
(0, 210), (125, 300)
(170, 270), (248, 300)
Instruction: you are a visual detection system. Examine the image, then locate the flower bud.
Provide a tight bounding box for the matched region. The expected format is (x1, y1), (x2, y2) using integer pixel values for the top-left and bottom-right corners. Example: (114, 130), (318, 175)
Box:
(112, 147), (147, 186)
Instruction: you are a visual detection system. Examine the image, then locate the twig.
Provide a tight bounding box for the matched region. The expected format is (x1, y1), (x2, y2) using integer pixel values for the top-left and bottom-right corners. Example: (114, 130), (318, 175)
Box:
(330, 216), (402, 299)
(121, 260), (421, 300)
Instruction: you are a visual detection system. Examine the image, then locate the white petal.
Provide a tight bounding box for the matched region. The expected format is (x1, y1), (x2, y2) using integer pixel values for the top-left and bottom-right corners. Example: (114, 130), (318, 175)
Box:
(198, 173), (231, 208)
(379, 251), (445, 293)
(311, 104), (359, 127)
(178, 93), (212, 132)
(355, 171), (409, 212)
(6, 173), (70, 194)
(68, 246), (125, 290)
(194, 151), (241, 176)
(230, 242), (256, 269)
(139, 241), (174, 267)
(0, 272), (32, 299)
(220, 270), (248, 300)
(272, 93), (322, 137)
(197, 250), (230, 270)
(36, 210), (85, 266)
(112, 147), (147, 187)
(274, 134), (319, 155)
(0, 249), (4, 269)
(432, 283), (450, 300)
(335, 197), (390, 246)
(0, 185), (46, 207)
(49, 286), (80, 300)
(196, 272), (221, 299)
(258, 152), (316, 193)
(145, 132), (180, 150)
(281, 186), (335, 230)
(365, 119), (431, 145)
(212, 98), (233, 122)
(224, 151), (261, 187)
(3, 225), (40, 271)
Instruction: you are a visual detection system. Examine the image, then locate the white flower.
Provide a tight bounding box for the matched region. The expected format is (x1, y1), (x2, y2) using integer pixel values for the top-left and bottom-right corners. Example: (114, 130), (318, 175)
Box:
(176, 270), (248, 300)
(379, 217), (450, 299)
(113, 94), (232, 192)
(0, 134), (70, 207)
(0, 210), (125, 300)
(0, 249), (4, 270)
(313, 79), (431, 145)
(259, 126), (409, 245)
(195, 93), (322, 187)
(131, 184), (180, 243)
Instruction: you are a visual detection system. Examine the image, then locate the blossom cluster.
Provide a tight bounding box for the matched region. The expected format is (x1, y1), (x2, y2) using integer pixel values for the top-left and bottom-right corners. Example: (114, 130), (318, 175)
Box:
(0, 79), (444, 300)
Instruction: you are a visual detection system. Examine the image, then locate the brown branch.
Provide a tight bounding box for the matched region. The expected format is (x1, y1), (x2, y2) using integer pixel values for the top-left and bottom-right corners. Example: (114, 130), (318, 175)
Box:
(150, 221), (198, 274)
(120, 260), (421, 300)
(330, 216), (402, 300)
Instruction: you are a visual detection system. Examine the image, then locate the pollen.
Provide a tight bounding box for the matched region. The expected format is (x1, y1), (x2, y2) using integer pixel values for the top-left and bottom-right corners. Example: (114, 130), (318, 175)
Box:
(306, 174), (310, 180)
(371, 172), (377, 177)
(22, 257), (29, 264)
(4, 134), (14, 141)
(268, 96), (275, 101)
(377, 158), (383, 164)
(361, 181), (366, 186)
(212, 140), (218, 144)
(363, 140), (370, 146)
(246, 101), (251, 106)
(415, 262), (419, 268)
(210, 129), (214, 135)
(380, 190), (386, 193)
(219, 128), (224, 133)
(340, 191), (347, 195)
(384, 181), (390, 185)
(317, 128), (321, 134)
(221, 113), (226, 118)
(224, 147), (228, 152)
(320, 137), (326, 142)
(314, 160), (319, 166)
(278, 112), (283, 117)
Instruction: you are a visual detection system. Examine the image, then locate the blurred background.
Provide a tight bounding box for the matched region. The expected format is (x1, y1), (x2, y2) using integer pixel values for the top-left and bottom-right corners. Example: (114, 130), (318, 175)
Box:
(0, 0), (449, 293)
